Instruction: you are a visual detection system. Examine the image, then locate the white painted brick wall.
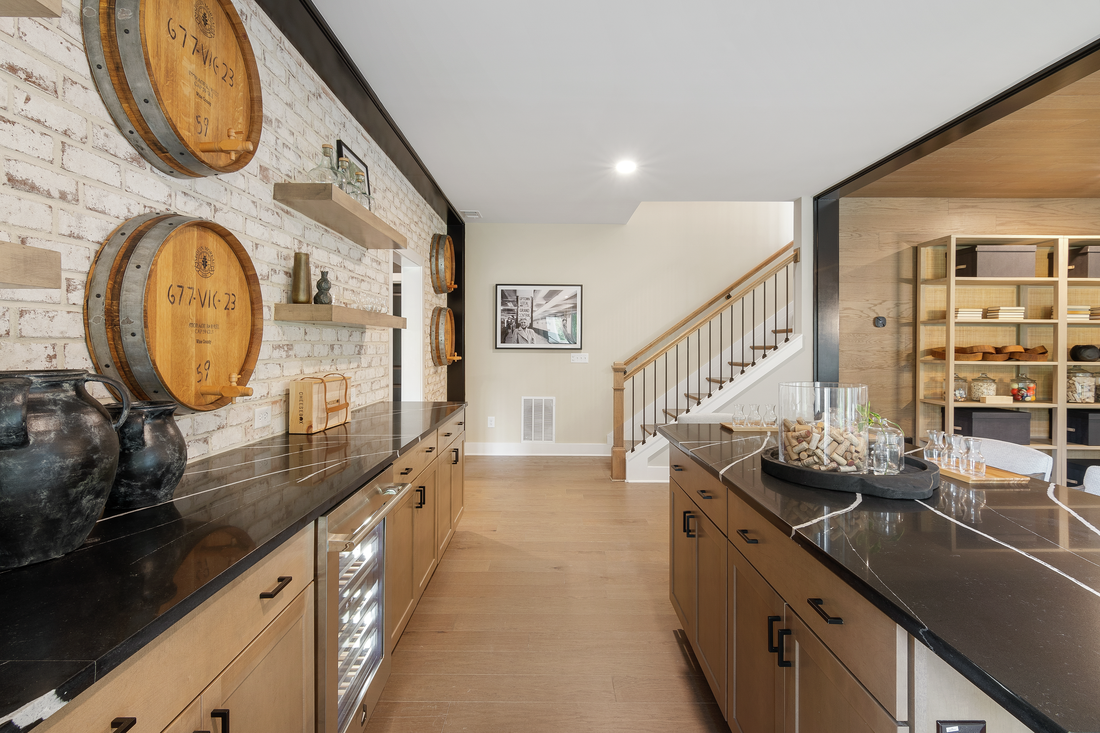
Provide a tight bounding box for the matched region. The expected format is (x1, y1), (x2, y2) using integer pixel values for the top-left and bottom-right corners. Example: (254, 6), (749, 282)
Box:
(0, 0), (449, 460)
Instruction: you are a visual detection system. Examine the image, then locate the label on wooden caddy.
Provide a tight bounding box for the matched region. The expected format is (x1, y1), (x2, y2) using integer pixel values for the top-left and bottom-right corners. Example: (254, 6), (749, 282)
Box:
(289, 373), (350, 434)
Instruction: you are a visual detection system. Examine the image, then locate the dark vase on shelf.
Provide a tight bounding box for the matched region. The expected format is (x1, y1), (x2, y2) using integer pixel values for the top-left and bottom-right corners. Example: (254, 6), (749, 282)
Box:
(314, 270), (332, 304)
(0, 370), (130, 570)
(291, 252), (311, 304)
(104, 401), (187, 514)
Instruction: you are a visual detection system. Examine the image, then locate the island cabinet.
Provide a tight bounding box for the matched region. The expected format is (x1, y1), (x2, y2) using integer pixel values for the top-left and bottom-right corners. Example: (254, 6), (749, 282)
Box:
(36, 525), (315, 733)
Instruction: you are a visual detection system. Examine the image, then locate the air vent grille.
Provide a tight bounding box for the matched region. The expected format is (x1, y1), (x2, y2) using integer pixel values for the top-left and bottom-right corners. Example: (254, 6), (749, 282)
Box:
(521, 397), (555, 442)
(460, 210), (482, 219)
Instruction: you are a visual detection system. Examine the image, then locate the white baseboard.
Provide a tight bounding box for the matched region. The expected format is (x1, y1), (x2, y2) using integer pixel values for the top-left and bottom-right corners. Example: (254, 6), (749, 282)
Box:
(466, 442), (611, 457)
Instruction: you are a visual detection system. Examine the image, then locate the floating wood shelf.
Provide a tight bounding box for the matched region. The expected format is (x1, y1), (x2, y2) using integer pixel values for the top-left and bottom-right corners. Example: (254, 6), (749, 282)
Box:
(274, 303), (406, 329)
(0, 241), (61, 289)
(273, 183), (407, 250)
(0, 0), (61, 17)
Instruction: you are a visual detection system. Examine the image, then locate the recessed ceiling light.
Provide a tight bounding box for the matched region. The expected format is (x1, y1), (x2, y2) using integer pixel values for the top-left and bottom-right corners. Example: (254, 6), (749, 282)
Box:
(615, 160), (637, 174)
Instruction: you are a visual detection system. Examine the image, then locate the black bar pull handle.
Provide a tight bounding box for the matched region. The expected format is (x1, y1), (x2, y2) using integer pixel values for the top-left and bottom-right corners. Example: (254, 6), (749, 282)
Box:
(400, 466), (414, 476)
(776, 629), (792, 667)
(260, 576), (292, 599)
(736, 529), (758, 545)
(682, 510), (696, 538)
(111, 718), (137, 733)
(211, 709), (230, 733)
(457, 421), (464, 426)
(671, 464), (684, 472)
(808, 598), (844, 625)
(426, 446), (435, 453)
(452, 448), (459, 465)
(696, 489), (713, 500)
(416, 487), (426, 508)
(443, 432), (453, 437)
(767, 615), (782, 653)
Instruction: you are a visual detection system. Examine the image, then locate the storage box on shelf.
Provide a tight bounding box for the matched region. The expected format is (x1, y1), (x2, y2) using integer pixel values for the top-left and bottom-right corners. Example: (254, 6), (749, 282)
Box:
(952, 408), (1032, 445)
(913, 234), (1100, 483)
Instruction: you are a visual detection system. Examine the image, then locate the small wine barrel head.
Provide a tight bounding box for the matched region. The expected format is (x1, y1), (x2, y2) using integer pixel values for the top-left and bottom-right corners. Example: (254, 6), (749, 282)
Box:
(85, 215), (263, 411)
(430, 234), (456, 294)
(83, 0), (262, 178)
(430, 306), (460, 366)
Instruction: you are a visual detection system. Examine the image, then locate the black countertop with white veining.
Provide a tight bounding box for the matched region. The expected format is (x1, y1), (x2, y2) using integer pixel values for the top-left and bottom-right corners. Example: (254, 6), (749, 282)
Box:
(0, 400), (463, 733)
(659, 423), (1100, 733)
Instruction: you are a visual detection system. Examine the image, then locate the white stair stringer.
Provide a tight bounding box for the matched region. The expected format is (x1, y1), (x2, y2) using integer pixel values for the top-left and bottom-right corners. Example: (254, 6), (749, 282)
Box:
(622, 334), (804, 482)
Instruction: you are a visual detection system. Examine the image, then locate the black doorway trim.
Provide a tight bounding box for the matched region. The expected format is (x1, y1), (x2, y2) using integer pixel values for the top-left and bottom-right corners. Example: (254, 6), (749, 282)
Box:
(252, 0), (458, 224)
(447, 210), (466, 403)
(812, 38), (1100, 381)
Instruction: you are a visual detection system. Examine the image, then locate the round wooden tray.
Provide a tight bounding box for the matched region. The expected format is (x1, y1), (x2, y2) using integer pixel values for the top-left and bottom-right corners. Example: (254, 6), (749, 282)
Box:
(760, 448), (939, 500)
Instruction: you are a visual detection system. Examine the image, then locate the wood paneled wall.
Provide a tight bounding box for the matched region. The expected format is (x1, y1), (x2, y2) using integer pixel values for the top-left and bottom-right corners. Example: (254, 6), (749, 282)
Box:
(839, 198), (1100, 434)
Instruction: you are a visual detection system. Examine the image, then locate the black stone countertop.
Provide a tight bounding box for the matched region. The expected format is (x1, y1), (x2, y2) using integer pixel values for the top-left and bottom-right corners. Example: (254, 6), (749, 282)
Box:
(0, 400), (464, 733)
(659, 423), (1100, 733)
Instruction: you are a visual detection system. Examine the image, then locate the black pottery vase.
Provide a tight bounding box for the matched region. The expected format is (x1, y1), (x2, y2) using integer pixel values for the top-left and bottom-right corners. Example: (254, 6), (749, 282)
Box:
(104, 401), (187, 514)
(0, 370), (130, 570)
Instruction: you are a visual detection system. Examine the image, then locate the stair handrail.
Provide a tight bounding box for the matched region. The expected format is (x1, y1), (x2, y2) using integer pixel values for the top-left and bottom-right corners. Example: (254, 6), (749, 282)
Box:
(623, 243), (798, 380)
(611, 242), (799, 481)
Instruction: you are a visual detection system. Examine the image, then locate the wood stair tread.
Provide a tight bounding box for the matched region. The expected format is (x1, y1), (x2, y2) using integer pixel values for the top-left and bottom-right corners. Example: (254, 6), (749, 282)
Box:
(663, 408), (686, 418)
(684, 393), (707, 402)
(705, 377), (728, 384)
(772, 328), (793, 334)
(729, 361), (751, 367)
(751, 345), (777, 350)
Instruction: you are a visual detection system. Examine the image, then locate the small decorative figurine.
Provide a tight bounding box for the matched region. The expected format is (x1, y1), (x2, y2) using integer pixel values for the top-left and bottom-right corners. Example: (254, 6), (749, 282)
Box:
(314, 271), (332, 304)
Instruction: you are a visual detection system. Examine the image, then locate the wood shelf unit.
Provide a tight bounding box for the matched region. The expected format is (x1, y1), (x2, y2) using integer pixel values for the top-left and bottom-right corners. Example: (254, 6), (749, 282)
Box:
(914, 234), (1100, 484)
(0, 0), (61, 16)
(272, 183), (407, 250)
(0, 241), (61, 289)
(274, 303), (406, 329)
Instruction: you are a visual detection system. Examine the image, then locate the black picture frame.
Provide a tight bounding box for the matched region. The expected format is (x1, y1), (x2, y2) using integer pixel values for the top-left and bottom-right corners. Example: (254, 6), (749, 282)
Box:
(335, 139), (372, 201)
(495, 285), (582, 350)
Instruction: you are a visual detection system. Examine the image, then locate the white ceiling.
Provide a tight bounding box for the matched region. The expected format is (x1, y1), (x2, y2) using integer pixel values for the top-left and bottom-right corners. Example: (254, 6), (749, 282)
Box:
(309, 0), (1100, 224)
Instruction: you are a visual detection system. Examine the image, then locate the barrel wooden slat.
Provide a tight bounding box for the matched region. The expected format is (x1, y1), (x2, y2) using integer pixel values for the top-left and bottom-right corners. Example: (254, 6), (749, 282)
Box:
(83, 0), (262, 178)
(85, 215), (263, 411)
(430, 306), (459, 366)
(430, 234), (456, 294)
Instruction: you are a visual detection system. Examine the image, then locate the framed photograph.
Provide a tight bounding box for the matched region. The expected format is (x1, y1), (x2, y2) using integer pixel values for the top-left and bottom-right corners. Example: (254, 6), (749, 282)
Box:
(335, 139), (372, 203)
(495, 285), (582, 350)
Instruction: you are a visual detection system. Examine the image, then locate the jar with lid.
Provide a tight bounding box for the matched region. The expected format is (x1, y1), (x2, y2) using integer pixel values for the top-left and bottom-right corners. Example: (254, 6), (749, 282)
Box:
(1067, 367), (1095, 403)
(953, 373), (968, 402)
(969, 373), (997, 401)
(1012, 372), (1037, 402)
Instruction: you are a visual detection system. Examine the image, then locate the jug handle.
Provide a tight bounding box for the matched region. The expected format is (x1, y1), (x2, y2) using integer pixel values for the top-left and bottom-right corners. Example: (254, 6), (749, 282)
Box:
(85, 373), (131, 432)
(0, 377), (31, 449)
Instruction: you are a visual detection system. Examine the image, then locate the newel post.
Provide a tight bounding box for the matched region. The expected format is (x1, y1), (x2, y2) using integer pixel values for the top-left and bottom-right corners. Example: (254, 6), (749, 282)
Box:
(612, 362), (626, 481)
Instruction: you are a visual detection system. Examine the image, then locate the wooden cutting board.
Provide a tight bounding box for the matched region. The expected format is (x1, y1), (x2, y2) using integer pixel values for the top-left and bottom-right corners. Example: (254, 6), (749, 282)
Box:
(936, 464), (1031, 485)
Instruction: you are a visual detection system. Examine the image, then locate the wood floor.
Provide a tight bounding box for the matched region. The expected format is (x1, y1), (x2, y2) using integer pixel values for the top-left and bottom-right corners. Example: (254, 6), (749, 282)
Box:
(368, 456), (728, 733)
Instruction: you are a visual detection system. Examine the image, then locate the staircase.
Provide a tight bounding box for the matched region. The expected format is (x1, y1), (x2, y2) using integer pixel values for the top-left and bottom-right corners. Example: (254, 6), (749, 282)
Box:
(611, 244), (800, 481)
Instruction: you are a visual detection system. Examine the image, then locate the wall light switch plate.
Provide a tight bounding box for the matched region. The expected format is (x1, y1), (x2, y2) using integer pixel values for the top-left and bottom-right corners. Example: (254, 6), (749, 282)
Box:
(254, 406), (271, 429)
(487, 416), (495, 428)
(937, 723), (986, 733)
(570, 353), (589, 363)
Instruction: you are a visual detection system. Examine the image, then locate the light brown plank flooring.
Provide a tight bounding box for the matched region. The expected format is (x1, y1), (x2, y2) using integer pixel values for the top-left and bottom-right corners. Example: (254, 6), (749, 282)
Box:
(369, 456), (728, 733)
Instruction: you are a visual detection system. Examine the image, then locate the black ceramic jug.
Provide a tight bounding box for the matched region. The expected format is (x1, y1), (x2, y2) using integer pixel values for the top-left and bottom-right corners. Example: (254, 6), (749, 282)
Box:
(0, 370), (130, 570)
(104, 401), (187, 513)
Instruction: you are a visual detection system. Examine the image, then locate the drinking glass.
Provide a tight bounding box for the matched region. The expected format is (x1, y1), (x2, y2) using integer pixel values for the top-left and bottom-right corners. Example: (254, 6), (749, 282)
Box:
(746, 404), (762, 427)
(762, 405), (777, 428)
(871, 440), (888, 475)
(964, 437), (986, 477)
(924, 429), (941, 463)
(945, 434), (965, 471)
(731, 404), (747, 427)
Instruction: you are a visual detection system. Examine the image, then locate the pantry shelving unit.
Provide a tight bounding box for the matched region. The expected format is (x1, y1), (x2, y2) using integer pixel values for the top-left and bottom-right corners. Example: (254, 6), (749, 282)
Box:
(915, 235), (1100, 484)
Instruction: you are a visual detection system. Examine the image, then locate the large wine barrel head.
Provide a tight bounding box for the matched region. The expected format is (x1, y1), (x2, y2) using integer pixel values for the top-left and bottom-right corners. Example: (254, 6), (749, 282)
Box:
(430, 306), (460, 367)
(430, 234), (456, 294)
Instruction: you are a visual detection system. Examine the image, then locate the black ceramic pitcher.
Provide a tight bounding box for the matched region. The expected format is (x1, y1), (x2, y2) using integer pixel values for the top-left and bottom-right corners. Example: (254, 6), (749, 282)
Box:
(0, 370), (130, 570)
(104, 401), (187, 514)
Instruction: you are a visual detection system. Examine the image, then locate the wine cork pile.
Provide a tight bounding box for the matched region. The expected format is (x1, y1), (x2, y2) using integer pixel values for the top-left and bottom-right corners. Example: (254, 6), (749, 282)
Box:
(782, 418), (867, 472)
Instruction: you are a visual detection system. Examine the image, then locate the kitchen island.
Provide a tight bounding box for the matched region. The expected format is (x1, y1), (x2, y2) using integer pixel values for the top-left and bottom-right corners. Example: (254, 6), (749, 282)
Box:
(0, 400), (464, 733)
(660, 423), (1100, 733)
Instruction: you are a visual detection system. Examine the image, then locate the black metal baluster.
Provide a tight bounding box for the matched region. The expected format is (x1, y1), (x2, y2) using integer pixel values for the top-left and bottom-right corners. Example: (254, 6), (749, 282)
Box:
(773, 272), (778, 351)
(785, 263), (791, 341)
(718, 311), (723, 388)
(707, 321), (713, 397)
(696, 327), (701, 405)
(641, 371), (646, 444)
(676, 343), (680, 416)
(751, 289), (757, 367)
(631, 376), (635, 452)
(740, 297), (745, 374)
(761, 279), (768, 359)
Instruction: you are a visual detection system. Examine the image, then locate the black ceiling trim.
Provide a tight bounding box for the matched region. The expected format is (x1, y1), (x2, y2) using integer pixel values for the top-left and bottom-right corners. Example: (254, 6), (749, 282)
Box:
(252, 0), (459, 223)
(818, 36), (1100, 201)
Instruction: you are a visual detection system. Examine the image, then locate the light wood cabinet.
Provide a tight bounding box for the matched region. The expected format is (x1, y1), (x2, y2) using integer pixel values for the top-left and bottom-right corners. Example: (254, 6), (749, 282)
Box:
(669, 481), (696, 639)
(412, 466), (438, 600)
(385, 486), (416, 654)
(449, 434), (465, 530)
(727, 543), (783, 733)
(436, 450), (453, 557)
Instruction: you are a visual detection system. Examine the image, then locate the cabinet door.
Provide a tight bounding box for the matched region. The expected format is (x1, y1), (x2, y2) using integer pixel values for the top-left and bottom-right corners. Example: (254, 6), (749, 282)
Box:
(412, 466), (438, 600)
(695, 507), (726, 717)
(450, 435), (465, 529)
(782, 610), (901, 733)
(669, 481), (696, 638)
(161, 697), (203, 733)
(385, 489), (415, 654)
(436, 454), (453, 557)
(728, 543), (784, 733)
(200, 583), (315, 733)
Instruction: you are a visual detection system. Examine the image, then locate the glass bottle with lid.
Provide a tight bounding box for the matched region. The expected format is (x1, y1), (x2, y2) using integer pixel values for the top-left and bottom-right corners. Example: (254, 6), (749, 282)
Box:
(1067, 366), (1095, 403)
(969, 373), (997, 401)
(306, 144), (338, 184)
(953, 373), (969, 402)
(1012, 372), (1037, 402)
(336, 157), (352, 192)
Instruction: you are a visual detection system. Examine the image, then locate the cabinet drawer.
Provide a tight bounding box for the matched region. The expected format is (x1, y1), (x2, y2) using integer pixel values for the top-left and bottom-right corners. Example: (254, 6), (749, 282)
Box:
(437, 409), (465, 451)
(394, 431), (438, 480)
(37, 525), (314, 733)
(727, 493), (906, 720)
(670, 444), (727, 536)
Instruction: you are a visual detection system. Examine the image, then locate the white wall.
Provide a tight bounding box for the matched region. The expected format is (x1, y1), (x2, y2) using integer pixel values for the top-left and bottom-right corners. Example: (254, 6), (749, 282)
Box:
(465, 201), (796, 454)
(0, 0), (448, 459)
